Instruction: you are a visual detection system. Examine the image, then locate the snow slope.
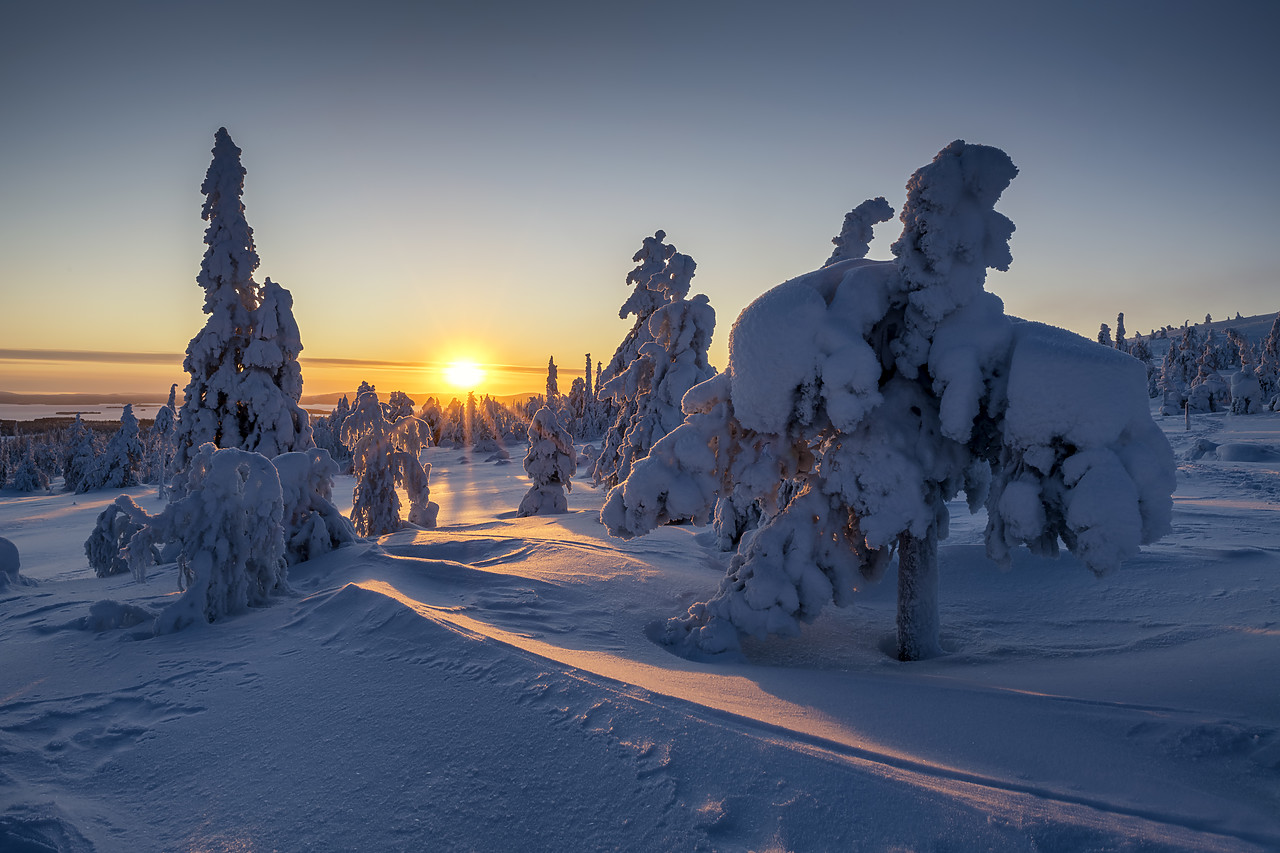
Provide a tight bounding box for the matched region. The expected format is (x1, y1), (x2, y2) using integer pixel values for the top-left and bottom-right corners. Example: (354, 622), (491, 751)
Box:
(1, 411), (1277, 852)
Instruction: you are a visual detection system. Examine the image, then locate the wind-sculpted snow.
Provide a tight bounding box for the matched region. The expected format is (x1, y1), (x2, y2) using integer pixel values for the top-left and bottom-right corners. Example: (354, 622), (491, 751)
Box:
(1, 428), (1278, 849)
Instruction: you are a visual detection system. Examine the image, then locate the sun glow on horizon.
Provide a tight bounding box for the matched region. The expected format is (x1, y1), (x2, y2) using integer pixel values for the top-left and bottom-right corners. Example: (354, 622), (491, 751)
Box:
(443, 361), (486, 390)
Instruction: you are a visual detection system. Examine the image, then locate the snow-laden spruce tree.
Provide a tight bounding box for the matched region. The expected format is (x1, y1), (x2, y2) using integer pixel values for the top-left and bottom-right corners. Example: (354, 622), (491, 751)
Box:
(273, 448), (358, 564)
(127, 444), (288, 634)
(61, 415), (96, 492)
(78, 404), (143, 492)
(1115, 312), (1127, 352)
(385, 391), (415, 422)
(171, 128), (311, 495)
(1257, 313), (1280, 407)
(11, 444), (50, 493)
(340, 388), (438, 536)
(147, 385), (178, 497)
(517, 405), (576, 516)
(594, 232), (715, 489)
(603, 140), (1175, 662)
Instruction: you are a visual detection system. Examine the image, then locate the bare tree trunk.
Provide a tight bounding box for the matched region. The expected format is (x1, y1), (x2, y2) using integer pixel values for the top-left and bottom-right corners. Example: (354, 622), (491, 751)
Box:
(896, 525), (941, 661)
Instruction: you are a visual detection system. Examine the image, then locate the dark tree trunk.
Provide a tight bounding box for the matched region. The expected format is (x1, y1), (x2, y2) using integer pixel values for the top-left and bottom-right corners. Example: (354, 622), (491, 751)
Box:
(896, 525), (941, 661)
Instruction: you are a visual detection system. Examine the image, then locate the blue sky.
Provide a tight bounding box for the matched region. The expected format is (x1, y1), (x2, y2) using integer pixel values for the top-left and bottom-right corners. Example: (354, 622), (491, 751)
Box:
(1, 0), (1277, 396)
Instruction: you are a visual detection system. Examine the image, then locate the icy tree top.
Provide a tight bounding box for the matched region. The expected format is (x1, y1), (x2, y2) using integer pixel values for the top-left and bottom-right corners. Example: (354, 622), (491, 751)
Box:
(198, 127), (260, 315)
(825, 197), (895, 267)
(618, 231), (696, 318)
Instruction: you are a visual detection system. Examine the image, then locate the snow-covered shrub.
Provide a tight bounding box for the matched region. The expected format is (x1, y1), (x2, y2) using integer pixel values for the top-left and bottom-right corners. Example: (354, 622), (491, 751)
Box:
(1230, 370), (1264, 415)
(273, 448), (358, 564)
(595, 232), (716, 490)
(517, 406), (576, 516)
(79, 600), (157, 632)
(171, 129), (312, 495)
(0, 536), (35, 590)
(340, 389), (438, 536)
(78, 405), (143, 492)
(85, 495), (158, 577)
(603, 140), (1175, 662)
(128, 444), (288, 634)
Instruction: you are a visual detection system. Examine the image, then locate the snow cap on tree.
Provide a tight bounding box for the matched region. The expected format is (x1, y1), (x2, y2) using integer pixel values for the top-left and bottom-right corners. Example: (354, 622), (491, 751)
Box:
(825, 197), (894, 266)
(546, 356), (559, 401)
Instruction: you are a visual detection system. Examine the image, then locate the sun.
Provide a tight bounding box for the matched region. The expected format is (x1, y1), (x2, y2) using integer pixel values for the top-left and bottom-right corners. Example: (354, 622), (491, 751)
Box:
(443, 361), (485, 390)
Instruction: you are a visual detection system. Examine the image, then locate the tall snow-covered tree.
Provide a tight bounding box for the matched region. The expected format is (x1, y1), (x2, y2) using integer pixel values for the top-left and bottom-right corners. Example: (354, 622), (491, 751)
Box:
(517, 406), (576, 516)
(1258, 313), (1280, 406)
(603, 140), (1175, 662)
(594, 232), (715, 489)
(149, 385), (178, 498)
(1115, 312), (1127, 351)
(171, 128), (312, 495)
(340, 388), (438, 536)
(546, 357), (560, 402)
(61, 415), (96, 492)
(79, 404), (143, 492)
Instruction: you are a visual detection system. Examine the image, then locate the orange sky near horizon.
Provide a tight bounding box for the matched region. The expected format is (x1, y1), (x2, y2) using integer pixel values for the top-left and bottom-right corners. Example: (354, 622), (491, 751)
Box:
(3, 4), (1278, 406)
(0, 349), (576, 402)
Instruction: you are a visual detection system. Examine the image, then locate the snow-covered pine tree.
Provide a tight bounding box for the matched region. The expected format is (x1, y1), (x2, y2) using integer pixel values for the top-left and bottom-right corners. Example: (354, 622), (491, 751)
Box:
(1115, 312), (1127, 351)
(171, 128), (311, 496)
(11, 444), (50, 493)
(603, 140), (1175, 662)
(61, 414), (96, 492)
(546, 357), (560, 402)
(79, 404), (143, 492)
(149, 385), (178, 498)
(1098, 323), (1112, 346)
(594, 233), (715, 489)
(517, 406), (576, 516)
(385, 391), (415, 422)
(340, 388), (438, 536)
(127, 444), (288, 633)
(1256, 314), (1280, 406)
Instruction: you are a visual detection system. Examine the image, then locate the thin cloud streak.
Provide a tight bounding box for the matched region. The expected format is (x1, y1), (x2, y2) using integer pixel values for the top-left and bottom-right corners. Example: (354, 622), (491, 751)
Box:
(0, 349), (583, 377)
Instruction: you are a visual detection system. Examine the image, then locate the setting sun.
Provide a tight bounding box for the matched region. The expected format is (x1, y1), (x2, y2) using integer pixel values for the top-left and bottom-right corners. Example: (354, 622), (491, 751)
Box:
(443, 360), (485, 390)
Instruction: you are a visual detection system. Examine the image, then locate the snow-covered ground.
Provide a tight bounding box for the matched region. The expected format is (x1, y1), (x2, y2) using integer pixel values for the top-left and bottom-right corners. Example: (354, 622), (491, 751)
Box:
(1, 409), (1277, 852)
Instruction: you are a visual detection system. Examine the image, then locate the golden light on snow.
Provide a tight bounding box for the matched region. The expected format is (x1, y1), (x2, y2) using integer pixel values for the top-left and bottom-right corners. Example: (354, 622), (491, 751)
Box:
(443, 361), (485, 390)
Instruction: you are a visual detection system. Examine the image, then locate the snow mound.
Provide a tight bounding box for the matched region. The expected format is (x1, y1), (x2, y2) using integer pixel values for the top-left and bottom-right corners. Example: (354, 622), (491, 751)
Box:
(78, 600), (157, 632)
(1185, 439), (1280, 463)
(286, 582), (438, 652)
(0, 536), (35, 590)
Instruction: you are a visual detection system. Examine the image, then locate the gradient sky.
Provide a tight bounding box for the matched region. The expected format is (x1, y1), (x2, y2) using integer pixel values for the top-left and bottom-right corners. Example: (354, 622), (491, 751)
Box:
(2, 0), (1277, 399)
